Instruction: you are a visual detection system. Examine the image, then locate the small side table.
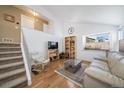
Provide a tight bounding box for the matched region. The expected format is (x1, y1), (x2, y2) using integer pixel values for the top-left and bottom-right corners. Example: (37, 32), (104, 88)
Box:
(32, 63), (42, 74)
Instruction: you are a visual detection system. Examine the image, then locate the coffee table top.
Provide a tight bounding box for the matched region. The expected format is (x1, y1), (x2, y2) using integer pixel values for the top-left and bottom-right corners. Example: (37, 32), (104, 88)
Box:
(64, 59), (81, 66)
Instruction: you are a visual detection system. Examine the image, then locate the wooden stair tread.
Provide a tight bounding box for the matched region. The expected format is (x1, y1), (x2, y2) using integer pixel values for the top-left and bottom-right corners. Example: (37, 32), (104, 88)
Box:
(0, 62), (23, 69)
(0, 68), (25, 80)
(0, 42), (20, 44)
(0, 76), (27, 88)
(0, 47), (21, 49)
(0, 51), (21, 54)
(0, 56), (22, 61)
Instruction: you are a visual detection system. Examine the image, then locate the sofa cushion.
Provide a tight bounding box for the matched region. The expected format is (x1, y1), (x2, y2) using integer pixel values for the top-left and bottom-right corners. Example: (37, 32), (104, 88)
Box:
(107, 52), (117, 69)
(84, 66), (124, 87)
(91, 59), (110, 72)
(108, 52), (124, 70)
(111, 58), (124, 79)
(94, 57), (108, 62)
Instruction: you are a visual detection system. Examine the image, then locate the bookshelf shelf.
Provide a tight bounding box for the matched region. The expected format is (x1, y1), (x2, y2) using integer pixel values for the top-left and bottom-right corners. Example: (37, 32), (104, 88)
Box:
(65, 36), (76, 59)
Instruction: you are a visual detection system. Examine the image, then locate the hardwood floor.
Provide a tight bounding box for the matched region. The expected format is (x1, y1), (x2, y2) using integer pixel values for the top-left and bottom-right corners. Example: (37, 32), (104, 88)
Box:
(27, 60), (80, 88)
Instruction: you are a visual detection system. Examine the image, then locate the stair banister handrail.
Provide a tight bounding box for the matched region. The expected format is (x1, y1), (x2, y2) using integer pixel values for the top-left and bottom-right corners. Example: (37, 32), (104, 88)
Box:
(21, 29), (32, 85)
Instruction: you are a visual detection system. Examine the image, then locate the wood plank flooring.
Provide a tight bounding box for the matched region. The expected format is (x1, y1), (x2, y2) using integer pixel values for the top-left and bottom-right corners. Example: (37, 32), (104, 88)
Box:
(27, 60), (80, 88)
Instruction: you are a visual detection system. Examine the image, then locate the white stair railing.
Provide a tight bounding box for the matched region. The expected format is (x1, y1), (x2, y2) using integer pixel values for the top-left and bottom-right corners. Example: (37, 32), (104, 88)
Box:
(21, 30), (32, 85)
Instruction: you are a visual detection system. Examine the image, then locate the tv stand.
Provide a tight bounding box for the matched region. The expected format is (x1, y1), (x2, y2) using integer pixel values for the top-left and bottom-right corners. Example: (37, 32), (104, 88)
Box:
(48, 49), (59, 62)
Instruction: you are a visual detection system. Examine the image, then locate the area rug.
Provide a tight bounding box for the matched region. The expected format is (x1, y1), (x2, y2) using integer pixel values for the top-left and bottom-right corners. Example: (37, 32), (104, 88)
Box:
(55, 63), (88, 87)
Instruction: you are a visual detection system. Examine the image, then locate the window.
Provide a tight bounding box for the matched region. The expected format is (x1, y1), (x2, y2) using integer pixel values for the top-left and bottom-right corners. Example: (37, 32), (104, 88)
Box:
(119, 30), (124, 40)
(85, 33), (110, 50)
(119, 31), (124, 52)
(43, 23), (49, 32)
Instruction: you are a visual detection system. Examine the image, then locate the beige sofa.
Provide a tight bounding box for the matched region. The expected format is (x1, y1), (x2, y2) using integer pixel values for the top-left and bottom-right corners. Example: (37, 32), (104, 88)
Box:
(83, 52), (124, 88)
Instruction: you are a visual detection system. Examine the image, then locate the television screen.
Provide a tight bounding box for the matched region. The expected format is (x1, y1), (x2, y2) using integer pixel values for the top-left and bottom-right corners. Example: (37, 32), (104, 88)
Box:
(48, 41), (58, 49)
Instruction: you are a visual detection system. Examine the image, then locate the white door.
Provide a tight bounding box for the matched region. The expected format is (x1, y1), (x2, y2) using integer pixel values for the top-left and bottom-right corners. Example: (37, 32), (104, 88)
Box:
(21, 14), (34, 29)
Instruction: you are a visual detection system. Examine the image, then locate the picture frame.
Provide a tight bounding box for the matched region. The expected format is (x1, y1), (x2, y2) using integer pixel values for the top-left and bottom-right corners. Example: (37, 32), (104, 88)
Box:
(4, 14), (15, 23)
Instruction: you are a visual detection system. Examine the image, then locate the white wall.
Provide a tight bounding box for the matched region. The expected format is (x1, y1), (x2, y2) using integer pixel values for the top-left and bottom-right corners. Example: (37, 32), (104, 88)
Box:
(63, 22), (118, 61)
(22, 27), (62, 59)
(21, 6), (63, 60)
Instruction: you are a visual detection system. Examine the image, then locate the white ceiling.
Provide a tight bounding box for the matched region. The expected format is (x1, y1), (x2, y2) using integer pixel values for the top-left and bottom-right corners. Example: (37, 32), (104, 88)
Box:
(41, 5), (124, 26)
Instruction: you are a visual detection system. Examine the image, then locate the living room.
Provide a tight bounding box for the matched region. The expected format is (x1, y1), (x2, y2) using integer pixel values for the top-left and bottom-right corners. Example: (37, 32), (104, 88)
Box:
(0, 4), (124, 88)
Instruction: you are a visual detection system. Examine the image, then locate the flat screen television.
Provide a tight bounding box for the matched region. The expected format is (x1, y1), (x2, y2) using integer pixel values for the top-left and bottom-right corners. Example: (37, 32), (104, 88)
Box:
(48, 41), (58, 49)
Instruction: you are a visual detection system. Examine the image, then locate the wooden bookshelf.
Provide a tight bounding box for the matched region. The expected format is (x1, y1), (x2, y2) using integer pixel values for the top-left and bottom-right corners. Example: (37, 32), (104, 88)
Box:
(65, 36), (76, 59)
(48, 49), (59, 61)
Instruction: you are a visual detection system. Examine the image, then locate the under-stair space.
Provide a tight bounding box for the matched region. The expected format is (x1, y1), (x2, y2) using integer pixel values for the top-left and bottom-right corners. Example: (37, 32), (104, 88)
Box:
(0, 43), (27, 88)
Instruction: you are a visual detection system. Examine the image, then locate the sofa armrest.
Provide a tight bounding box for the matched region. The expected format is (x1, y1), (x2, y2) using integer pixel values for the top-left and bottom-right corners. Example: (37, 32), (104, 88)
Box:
(84, 67), (124, 87)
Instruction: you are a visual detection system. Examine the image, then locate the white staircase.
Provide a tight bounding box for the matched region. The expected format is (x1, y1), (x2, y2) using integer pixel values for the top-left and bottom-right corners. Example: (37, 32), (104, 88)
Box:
(0, 43), (27, 88)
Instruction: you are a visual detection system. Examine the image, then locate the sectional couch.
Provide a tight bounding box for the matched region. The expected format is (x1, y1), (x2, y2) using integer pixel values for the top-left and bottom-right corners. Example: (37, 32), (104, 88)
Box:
(84, 51), (124, 88)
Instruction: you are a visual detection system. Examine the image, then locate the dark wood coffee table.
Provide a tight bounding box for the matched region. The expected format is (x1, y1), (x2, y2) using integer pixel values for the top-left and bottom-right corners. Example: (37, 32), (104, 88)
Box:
(64, 59), (82, 73)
